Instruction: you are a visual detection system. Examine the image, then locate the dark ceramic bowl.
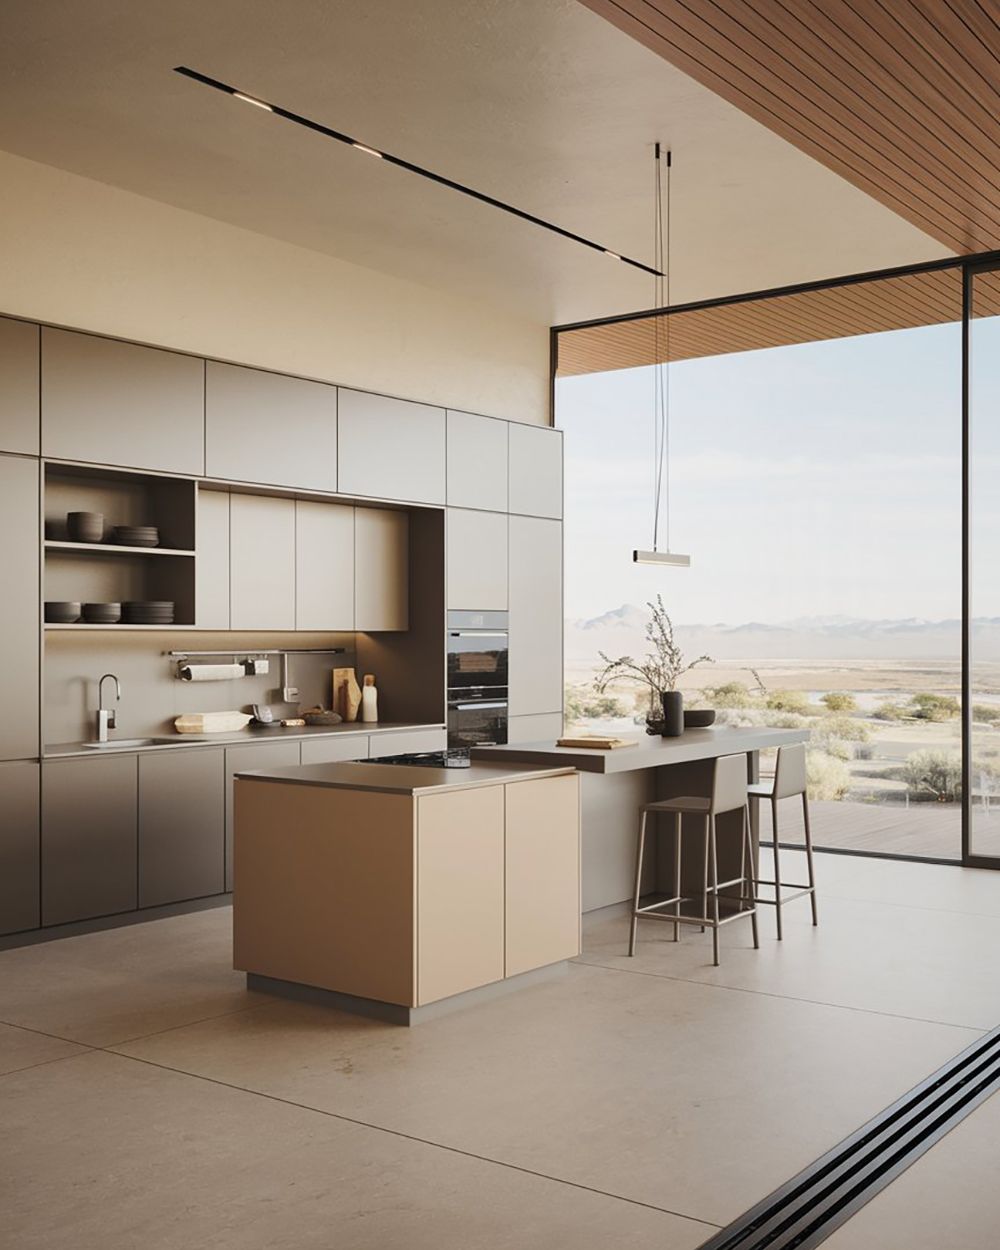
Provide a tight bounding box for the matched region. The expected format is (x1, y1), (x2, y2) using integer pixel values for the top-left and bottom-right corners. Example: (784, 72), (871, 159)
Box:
(683, 709), (717, 728)
(44, 601), (81, 623)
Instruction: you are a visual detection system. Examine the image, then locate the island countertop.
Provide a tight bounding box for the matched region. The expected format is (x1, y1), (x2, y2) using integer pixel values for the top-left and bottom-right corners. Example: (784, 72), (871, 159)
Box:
(471, 725), (810, 773)
(235, 759), (578, 796)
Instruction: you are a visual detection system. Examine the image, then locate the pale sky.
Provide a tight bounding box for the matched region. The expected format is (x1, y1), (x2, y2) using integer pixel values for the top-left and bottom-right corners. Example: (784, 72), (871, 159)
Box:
(555, 317), (991, 625)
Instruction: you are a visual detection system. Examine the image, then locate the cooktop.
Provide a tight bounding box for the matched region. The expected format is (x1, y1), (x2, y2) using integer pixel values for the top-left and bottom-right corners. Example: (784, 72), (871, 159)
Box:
(361, 749), (471, 769)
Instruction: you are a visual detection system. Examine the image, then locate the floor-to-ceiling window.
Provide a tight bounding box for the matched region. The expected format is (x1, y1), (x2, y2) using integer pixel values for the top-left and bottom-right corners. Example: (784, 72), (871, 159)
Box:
(556, 267), (965, 862)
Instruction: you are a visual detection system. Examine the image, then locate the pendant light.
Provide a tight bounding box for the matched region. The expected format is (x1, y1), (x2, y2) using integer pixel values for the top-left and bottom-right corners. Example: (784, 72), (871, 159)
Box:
(633, 144), (690, 568)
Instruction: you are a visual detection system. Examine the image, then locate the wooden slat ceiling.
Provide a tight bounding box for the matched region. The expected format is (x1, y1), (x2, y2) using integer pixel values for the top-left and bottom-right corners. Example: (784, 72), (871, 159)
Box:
(557, 265), (1000, 376)
(578, 0), (1000, 255)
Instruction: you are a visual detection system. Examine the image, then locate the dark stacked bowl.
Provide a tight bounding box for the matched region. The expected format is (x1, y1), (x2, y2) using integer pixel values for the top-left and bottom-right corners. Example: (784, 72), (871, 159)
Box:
(67, 512), (105, 543)
(44, 601), (81, 624)
(114, 526), (160, 548)
(123, 600), (174, 625)
(82, 602), (122, 624)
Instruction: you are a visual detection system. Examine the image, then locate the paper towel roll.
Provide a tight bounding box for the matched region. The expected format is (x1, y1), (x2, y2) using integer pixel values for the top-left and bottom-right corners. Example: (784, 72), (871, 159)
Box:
(179, 663), (245, 682)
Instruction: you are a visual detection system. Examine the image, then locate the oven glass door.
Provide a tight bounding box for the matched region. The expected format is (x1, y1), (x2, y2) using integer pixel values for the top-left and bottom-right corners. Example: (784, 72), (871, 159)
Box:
(448, 699), (508, 748)
(447, 631), (508, 690)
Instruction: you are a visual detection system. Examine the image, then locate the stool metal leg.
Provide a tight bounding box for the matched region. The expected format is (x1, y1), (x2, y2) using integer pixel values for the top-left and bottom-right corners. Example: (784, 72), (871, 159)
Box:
(709, 815), (720, 967)
(628, 810), (648, 956)
(673, 811), (682, 941)
(701, 815), (710, 934)
(744, 803), (759, 950)
(772, 796), (783, 940)
(803, 791), (819, 926)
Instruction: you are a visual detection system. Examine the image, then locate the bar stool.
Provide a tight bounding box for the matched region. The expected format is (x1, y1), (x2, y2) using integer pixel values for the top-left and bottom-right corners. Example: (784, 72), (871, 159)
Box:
(628, 753), (759, 967)
(748, 743), (818, 939)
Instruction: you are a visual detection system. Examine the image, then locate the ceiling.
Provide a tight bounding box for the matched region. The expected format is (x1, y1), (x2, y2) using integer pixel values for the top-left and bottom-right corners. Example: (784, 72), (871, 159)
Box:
(0, 0), (949, 326)
(580, 0), (1000, 256)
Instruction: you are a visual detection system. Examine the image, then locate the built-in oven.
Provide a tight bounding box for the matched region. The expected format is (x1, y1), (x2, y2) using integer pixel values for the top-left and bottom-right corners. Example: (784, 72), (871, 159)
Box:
(446, 610), (508, 748)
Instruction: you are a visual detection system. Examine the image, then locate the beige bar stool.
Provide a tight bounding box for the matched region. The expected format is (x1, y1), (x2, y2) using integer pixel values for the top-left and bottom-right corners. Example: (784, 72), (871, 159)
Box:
(748, 743), (818, 939)
(628, 752), (759, 967)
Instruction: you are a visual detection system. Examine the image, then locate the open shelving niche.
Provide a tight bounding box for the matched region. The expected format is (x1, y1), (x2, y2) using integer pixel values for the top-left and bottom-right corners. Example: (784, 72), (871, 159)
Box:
(43, 463), (196, 628)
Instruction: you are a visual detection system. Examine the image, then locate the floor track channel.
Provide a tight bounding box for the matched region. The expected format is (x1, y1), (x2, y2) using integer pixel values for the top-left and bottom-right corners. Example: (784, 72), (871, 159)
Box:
(699, 1023), (1000, 1249)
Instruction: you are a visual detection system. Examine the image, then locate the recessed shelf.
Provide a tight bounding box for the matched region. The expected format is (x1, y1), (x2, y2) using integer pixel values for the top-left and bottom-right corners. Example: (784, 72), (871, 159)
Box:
(44, 540), (195, 558)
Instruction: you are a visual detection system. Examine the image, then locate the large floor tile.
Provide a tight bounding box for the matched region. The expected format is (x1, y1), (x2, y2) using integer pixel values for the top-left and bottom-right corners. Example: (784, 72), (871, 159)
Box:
(823, 1089), (1000, 1250)
(110, 962), (976, 1228)
(0, 1050), (708, 1250)
(580, 892), (1000, 1030)
(0, 908), (256, 1046)
(0, 1021), (90, 1076)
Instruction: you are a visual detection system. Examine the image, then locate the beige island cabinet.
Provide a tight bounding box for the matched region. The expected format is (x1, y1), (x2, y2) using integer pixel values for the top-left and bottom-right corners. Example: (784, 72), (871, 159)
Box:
(233, 760), (580, 1024)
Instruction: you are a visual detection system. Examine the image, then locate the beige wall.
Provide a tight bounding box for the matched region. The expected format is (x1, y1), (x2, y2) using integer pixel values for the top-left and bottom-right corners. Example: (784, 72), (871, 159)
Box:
(0, 149), (549, 425)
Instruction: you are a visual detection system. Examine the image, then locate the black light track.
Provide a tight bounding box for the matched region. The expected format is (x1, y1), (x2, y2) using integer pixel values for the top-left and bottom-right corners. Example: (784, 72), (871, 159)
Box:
(173, 66), (662, 278)
(699, 1023), (1000, 1250)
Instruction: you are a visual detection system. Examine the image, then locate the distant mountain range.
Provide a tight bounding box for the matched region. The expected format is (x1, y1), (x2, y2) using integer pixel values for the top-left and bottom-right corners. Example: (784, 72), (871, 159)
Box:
(566, 605), (1000, 661)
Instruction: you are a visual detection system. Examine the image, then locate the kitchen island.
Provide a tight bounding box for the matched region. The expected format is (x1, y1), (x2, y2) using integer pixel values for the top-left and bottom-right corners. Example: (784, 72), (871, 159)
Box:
(474, 726), (810, 911)
(232, 759), (580, 1024)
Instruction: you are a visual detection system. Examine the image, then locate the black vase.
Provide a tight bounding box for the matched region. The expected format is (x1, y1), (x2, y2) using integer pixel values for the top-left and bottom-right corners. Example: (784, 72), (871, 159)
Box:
(660, 690), (684, 737)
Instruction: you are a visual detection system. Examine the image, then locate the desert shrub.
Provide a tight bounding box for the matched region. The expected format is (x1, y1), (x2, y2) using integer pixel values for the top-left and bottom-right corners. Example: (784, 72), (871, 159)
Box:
(903, 750), (962, 801)
(821, 692), (857, 713)
(873, 699), (908, 721)
(701, 681), (756, 709)
(763, 710), (808, 729)
(823, 737), (853, 761)
(815, 715), (871, 744)
(765, 688), (811, 715)
(806, 750), (851, 801)
(972, 704), (1000, 723)
(909, 693), (961, 722)
(564, 684), (627, 722)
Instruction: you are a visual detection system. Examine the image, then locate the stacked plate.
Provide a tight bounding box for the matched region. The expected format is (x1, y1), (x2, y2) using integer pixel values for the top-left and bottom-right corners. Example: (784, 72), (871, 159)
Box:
(82, 602), (122, 624)
(113, 525), (159, 548)
(123, 600), (175, 625)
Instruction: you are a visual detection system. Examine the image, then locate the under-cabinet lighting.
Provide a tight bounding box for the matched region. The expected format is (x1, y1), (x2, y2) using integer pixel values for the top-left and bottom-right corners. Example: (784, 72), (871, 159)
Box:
(232, 92), (273, 111)
(633, 549), (691, 567)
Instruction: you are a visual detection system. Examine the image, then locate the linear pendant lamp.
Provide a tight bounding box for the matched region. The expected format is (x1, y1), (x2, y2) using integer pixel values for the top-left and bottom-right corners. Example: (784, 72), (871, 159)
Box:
(172, 66), (662, 278)
(634, 144), (690, 569)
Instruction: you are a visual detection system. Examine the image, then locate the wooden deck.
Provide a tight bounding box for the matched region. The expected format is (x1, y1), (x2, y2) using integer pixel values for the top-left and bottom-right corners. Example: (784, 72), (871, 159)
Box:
(762, 798), (966, 861)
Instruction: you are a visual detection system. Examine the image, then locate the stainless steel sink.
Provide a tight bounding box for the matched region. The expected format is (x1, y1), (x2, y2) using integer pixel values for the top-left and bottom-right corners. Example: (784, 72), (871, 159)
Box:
(81, 737), (188, 749)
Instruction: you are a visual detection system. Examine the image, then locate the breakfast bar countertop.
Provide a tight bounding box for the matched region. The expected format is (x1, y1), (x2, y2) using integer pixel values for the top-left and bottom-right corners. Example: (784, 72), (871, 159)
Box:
(471, 725), (810, 773)
(234, 759), (578, 796)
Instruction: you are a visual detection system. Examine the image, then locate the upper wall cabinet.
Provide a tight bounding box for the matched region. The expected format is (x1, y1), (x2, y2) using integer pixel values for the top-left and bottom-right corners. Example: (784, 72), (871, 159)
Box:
(338, 390), (445, 505)
(229, 493), (296, 631)
(447, 508), (508, 611)
(446, 411), (507, 512)
(355, 507), (408, 631)
(205, 362), (338, 492)
(509, 515), (562, 717)
(295, 500), (355, 631)
(508, 423), (563, 519)
(196, 488), (231, 629)
(40, 329), (205, 476)
(0, 317), (40, 456)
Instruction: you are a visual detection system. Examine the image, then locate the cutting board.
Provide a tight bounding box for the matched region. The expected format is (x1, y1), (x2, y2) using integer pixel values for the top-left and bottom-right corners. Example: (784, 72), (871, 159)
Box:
(556, 735), (637, 750)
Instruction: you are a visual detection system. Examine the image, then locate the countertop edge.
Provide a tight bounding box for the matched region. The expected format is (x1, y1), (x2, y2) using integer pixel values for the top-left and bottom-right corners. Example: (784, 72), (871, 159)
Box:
(234, 763), (578, 796)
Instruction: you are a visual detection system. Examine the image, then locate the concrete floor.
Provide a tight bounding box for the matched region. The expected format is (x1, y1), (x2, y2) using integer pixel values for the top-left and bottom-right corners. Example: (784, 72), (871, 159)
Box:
(1, 851), (999, 1248)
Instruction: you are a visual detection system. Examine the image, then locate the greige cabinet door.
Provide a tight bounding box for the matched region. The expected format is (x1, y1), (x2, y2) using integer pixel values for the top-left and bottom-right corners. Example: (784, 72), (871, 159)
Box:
(338, 389), (445, 504)
(416, 786), (504, 1005)
(139, 749), (225, 907)
(355, 507), (408, 631)
(295, 500), (354, 630)
(0, 455), (39, 761)
(229, 493), (295, 630)
(509, 515), (562, 716)
(299, 734), (370, 764)
(224, 741), (301, 890)
(446, 508), (508, 610)
(205, 362), (337, 491)
(196, 488), (230, 628)
(0, 761), (40, 935)
(41, 328), (204, 475)
(504, 774), (580, 976)
(508, 423), (563, 518)
(507, 712), (563, 744)
(0, 317), (39, 455)
(42, 754), (138, 926)
(446, 411), (507, 512)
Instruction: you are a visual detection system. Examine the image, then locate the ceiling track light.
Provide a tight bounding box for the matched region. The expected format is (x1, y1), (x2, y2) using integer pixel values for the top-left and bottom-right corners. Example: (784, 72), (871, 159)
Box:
(173, 66), (662, 277)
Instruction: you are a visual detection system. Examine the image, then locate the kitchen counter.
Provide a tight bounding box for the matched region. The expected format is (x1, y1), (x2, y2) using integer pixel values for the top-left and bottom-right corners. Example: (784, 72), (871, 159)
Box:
(235, 759), (576, 796)
(44, 721), (446, 758)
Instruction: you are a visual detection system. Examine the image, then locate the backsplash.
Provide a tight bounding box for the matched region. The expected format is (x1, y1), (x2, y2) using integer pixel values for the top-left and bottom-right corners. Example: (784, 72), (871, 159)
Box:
(44, 631), (357, 744)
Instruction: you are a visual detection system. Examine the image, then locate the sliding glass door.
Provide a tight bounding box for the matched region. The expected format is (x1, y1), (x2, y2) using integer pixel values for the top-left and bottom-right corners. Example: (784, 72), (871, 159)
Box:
(967, 262), (1000, 863)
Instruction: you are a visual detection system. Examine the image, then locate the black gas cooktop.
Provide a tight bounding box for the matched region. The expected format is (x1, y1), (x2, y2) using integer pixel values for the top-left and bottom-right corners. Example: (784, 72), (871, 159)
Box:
(361, 749), (471, 769)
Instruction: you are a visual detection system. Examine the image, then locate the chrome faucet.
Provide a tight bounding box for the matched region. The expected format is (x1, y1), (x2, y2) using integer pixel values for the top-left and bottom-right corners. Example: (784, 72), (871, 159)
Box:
(96, 673), (121, 743)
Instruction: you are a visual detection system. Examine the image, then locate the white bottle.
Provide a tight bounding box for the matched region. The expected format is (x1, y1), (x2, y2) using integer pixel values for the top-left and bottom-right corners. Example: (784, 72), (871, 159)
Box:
(361, 674), (378, 724)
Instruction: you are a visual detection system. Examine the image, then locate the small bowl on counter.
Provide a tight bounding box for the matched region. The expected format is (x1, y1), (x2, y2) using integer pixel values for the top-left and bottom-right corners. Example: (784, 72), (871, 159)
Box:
(45, 601), (81, 624)
(683, 709), (717, 728)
